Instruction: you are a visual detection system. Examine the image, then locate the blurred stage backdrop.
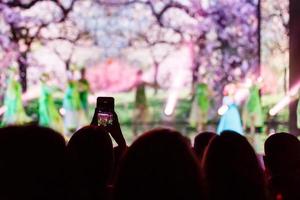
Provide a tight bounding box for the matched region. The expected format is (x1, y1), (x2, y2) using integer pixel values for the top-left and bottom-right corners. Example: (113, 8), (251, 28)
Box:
(0, 0), (289, 145)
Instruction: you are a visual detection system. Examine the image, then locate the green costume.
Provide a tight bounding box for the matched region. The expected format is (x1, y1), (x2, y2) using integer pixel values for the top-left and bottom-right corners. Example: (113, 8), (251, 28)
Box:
(244, 85), (264, 127)
(196, 83), (210, 113)
(135, 84), (147, 108)
(78, 79), (89, 112)
(1, 77), (30, 126)
(133, 83), (149, 136)
(63, 81), (82, 111)
(189, 83), (210, 128)
(39, 83), (63, 133)
(63, 81), (87, 133)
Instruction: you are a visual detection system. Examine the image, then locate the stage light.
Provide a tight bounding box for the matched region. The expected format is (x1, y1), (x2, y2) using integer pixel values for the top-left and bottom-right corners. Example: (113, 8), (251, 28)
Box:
(269, 96), (291, 116)
(163, 44), (192, 116)
(269, 81), (300, 116)
(164, 72), (183, 116)
(164, 92), (178, 116)
(163, 67), (186, 116)
(269, 110), (275, 116)
(59, 108), (66, 116)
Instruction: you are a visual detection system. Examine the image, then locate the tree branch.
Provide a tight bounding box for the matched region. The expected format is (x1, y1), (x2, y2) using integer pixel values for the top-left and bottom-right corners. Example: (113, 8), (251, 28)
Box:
(5, 0), (42, 9)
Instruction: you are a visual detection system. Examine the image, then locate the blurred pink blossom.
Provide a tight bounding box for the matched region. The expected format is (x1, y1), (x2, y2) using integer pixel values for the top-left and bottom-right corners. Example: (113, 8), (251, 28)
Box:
(86, 59), (139, 92)
(0, 48), (18, 69)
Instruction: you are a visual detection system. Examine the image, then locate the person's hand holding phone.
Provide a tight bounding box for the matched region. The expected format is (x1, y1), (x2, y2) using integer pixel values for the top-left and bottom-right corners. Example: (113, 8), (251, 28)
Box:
(91, 97), (127, 150)
(106, 111), (127, 149)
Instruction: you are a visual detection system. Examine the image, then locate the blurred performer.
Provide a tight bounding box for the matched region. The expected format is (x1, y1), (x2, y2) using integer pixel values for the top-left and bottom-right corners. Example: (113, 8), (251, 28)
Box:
(39, 74), (64, 133)
(63, 71), (87, 135)
(243, 79), (264, 134)
(1, 68), (30, 126)
(189, 82), (210, 131)
(78, 68), (90, 117)
(217, 83), (243, 135)
(133, 70), (149, 136)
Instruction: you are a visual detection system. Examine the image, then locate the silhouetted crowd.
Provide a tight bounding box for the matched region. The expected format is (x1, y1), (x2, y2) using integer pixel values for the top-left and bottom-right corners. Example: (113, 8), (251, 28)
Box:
(0, 124), (299, 200)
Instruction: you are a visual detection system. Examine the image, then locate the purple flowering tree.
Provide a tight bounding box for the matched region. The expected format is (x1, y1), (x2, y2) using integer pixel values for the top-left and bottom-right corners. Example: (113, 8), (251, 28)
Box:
(0, 0), (288, 104)
(0, 0), (76, 91)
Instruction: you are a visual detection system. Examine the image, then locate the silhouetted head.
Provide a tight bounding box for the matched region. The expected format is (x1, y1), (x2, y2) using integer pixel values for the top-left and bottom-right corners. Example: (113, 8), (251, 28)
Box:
(67, 126), (114, 186)
(193, 132), (216, 161)
(264, 132), (300, 177)
(264, 132), (300, 200)
(203, 130), (267, 200)
(114, 128), (205, 200)
(0, 125), (66, 200)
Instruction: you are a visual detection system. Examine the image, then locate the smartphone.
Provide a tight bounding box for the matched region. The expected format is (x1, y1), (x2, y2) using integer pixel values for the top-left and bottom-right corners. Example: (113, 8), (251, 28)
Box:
(96, 97), (114, 127)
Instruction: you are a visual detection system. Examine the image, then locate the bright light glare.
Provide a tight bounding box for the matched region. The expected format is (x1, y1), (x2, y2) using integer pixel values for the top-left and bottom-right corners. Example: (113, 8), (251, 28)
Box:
(164, 73), (183, 116)
(164, 92), (178, 116)
(0, 86), (40, 116)
(269, 81), (300, 116)
(218, 105), (229, 116)
(164, 44), (193, 116)
(59, 108), (66, 116)
(269, 96), (291, 116)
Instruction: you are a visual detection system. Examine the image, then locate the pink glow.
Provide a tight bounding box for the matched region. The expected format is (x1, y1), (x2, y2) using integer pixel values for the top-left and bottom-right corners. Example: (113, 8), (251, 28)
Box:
(0, 107), (6, 116)
(269, 81), (300, 116)
(164, 43), (194, 116)
(86, 59), (139, 92)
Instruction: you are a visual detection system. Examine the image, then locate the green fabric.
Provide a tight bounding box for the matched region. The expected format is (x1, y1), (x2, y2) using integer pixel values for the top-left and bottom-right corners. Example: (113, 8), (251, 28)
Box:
(245, 85), (264, 126)
(246, 85), (261, 113)
(63, 81), (88, 133)
(135, 84), (147, 107)
(63, 81), (82, 111)
(196, 83), (210, 112)
(78, 79), (89, 110)
(39, 83), (63, 130)
(1, 78), (30, 126)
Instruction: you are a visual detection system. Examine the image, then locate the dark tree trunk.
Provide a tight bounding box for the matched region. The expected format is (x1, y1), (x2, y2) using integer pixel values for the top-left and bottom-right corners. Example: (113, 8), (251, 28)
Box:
(289, 0), (300, 135)
(257, 0), (261, 76)
(191, 47), (202, 94)
(191, 59), (200, 97)
(191, 35), (206, 93)
(17, 53), (27, 92)
(66, 59), (70, 71)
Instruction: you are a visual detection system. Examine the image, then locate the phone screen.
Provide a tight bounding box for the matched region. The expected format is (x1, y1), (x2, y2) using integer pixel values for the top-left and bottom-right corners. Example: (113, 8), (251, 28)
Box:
(97, 112), (113, 127)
